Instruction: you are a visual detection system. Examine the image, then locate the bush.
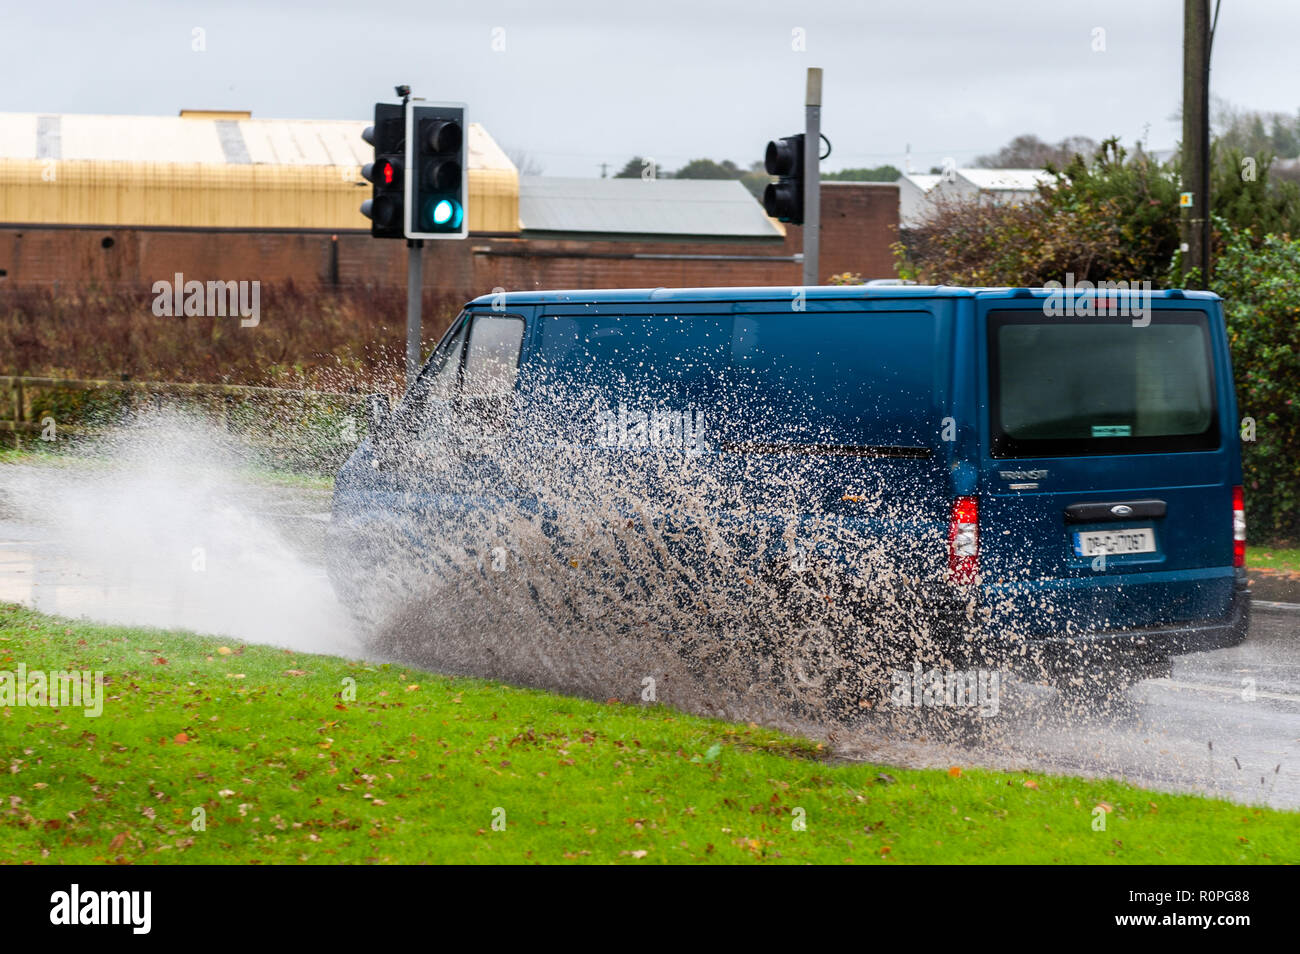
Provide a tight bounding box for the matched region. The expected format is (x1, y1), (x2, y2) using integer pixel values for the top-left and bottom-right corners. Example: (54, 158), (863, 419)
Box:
(0, 283), (463, 392)
(898, 137), (1300, 288)
(897, 139), (1181, 286)
(1212, 226), (1300, 541)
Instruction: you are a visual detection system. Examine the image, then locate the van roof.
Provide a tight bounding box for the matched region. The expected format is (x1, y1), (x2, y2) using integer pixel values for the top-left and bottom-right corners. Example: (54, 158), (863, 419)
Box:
(467, 285), (1221, 307)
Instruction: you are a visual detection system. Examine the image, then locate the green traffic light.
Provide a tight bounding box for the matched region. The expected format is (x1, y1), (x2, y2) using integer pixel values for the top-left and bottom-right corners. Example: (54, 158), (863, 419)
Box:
(425, 197), (463, 231)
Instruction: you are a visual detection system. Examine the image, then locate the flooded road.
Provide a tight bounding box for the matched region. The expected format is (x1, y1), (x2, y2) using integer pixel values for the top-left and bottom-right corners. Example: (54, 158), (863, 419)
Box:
(1, 458), (1297, 809)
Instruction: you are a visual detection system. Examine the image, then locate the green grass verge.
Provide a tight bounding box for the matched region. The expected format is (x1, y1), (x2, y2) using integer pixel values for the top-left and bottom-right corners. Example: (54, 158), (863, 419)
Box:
(0, 442), (333, 491)
(1248, 545), (1300, 574)
(1, 603), (1296, 865)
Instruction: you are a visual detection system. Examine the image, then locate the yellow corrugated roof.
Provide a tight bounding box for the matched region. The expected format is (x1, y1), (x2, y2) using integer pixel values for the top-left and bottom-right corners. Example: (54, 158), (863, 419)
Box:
(0, 111), (518, 231)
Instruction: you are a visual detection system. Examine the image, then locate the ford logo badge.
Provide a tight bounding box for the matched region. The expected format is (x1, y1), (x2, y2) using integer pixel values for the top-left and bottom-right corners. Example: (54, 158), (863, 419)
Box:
(1110, 504), (1133, 516)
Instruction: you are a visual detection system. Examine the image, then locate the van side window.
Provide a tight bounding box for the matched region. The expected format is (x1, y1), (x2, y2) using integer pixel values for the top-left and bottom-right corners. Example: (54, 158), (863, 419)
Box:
(410, 313), (524, 440)
(463, 316), (525, 397)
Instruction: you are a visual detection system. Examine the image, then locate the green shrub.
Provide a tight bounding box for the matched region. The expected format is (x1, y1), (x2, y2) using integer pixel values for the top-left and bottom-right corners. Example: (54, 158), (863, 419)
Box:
(1212, 226), (1300, 541)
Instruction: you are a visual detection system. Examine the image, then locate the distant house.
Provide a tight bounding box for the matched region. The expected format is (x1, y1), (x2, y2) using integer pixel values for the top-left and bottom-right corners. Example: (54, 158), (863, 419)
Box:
(898, 168), (1053, 228)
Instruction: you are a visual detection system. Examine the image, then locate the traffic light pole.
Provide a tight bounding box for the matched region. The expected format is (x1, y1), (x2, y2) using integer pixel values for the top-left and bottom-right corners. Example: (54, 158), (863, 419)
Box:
(406, 239), (423, 384)
(802, 68), (822, 287)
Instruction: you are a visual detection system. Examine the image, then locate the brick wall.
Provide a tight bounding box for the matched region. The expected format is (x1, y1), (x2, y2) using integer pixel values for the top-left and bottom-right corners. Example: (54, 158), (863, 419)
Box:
(814, 182), (901, 280)
(0, 182), (898, 297)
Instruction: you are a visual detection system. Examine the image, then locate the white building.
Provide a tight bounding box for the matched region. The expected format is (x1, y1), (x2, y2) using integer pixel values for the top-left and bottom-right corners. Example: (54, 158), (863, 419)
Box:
(898, 168), (1054, 228)
(898, 173), (942, 229)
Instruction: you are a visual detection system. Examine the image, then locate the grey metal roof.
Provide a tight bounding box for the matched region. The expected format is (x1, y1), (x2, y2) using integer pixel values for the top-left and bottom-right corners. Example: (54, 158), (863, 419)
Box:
(518, 175), (783, 238)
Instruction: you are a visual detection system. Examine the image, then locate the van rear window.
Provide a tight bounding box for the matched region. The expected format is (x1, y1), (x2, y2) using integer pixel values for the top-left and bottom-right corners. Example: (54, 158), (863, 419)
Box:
(988, 310), (1220, 458)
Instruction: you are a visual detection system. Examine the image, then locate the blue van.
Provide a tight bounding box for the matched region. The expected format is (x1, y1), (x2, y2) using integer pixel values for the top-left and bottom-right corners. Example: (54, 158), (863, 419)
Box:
(327, 285), (1250, 708)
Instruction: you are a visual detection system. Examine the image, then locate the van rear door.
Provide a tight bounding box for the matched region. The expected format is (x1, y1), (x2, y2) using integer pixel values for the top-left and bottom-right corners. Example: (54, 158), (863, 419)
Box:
(976, 293), (1238, 634)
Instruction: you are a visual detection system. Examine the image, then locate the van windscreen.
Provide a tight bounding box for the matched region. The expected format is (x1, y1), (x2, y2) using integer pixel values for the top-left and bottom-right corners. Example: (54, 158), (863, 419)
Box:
(988, 310), (1219, 458)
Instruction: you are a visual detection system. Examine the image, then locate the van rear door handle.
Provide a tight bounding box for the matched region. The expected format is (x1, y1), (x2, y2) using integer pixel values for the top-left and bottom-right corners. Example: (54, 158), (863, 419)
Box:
(1064, 499), (1167, 523)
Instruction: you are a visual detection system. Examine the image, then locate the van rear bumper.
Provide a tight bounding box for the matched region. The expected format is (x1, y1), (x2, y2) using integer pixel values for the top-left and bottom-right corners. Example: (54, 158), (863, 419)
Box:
(1015, 582), (1251, 671)
(933, 580), (1251, 671)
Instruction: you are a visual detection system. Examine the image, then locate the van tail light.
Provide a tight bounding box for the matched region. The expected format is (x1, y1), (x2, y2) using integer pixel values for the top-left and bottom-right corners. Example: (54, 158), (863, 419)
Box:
(1232, 485), (1246, 568)
(948, 495), (979, 584)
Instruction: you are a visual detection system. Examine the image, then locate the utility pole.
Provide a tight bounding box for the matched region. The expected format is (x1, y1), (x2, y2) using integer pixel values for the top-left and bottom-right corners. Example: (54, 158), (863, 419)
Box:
(1181, 0), (1213, 285)
(803, 67), (822, 287)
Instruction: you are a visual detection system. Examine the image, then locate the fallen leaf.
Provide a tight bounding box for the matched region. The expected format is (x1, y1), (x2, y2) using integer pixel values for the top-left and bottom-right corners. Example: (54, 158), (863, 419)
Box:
(948, 766), (962, 778)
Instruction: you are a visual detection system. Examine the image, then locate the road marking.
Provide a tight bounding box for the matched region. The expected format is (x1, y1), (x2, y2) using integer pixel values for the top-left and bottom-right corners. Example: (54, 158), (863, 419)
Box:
(1252, 599), (1300, 614)
(1148, 677), (1300, 704)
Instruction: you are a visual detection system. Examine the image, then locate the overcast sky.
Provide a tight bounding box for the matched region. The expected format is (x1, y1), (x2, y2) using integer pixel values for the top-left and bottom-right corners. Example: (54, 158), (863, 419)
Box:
(3, 0), (1296, 176)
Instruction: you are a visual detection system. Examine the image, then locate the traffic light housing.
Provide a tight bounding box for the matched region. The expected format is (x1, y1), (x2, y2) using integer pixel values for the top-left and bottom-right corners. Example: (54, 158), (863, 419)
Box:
(406, 102), (467, 239)
(360, 103), (406, 239)
(763, 134), (805, 225)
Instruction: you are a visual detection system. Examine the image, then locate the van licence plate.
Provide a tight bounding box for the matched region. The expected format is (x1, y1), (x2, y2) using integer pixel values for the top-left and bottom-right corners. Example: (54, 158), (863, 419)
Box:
(1073, 528), (1156, 557)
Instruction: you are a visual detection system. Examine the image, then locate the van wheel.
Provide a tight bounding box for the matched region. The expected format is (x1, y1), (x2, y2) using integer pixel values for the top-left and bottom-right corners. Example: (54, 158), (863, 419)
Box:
(780, 624), (878, 724)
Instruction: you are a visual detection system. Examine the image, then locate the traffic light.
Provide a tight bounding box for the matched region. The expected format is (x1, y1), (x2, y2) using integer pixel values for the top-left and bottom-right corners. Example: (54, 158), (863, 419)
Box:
(360, 103), (406, 239)
(406, 102), (467, 239)
(763, 133), (805, 225)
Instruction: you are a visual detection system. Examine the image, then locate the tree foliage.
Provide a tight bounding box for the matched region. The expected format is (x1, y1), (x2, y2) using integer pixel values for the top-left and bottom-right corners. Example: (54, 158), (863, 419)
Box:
(898, 136), (1300, 287)
(974, 133), (1098, 169)
(673, 158), (743, 180)
(899, 139), (1179, 286)
(613, 156), (657, 179)
(1211, 224), (1300, 540)
(824, 165), (901, 182)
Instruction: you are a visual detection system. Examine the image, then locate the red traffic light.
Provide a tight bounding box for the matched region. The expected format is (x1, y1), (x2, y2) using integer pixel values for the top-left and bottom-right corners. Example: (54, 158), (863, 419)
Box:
(361, 102), (407, 240)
